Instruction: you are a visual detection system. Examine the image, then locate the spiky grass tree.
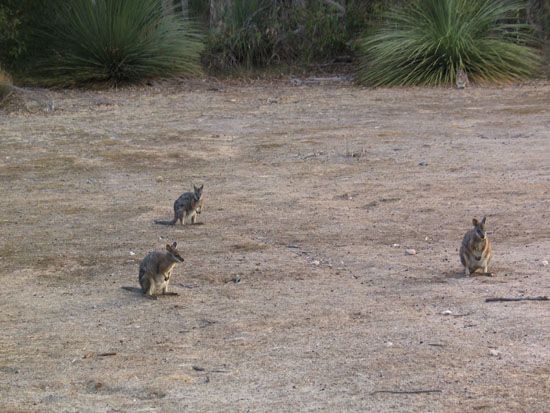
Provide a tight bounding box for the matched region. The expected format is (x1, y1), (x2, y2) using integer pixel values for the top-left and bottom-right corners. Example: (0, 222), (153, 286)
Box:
(358, 0), (542, 86)
(38, 0), (203, 85)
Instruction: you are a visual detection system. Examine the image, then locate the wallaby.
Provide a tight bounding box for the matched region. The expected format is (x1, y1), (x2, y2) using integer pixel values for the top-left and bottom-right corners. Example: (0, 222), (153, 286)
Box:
(155, 184), (204, 226)
(139, 242), (184, 299)
(459, 217), (493, 276)
(456, 68), (469, 89)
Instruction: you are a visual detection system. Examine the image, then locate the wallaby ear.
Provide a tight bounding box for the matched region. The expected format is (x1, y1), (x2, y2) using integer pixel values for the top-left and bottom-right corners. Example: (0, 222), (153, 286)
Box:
(199, 184), (203, 190)
(481, 216), (486, 225)
(193, 184), (198, 191)
(472, 218), (479, 227)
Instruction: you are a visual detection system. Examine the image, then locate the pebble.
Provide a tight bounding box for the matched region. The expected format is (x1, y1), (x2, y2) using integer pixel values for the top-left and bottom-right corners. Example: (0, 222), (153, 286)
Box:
(418, 161), (428, 166)
(129, 251), (136, 256)
(405, 249), (417, 255)
(392, 243), (400, 248)
(489, 349), (501, 357)
(155, 176), (164, 182)
(541, 260), (549, 267)
(385, 341), (394, 347)
(312, 260), (320, 266)
(441, 310), (453, 316)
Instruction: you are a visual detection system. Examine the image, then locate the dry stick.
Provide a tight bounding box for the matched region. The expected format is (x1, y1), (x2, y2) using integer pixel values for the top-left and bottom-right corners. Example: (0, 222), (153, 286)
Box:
(485, 296), (548, 303)
(98, 352), (117, 357)
(370, 389), (442, 395)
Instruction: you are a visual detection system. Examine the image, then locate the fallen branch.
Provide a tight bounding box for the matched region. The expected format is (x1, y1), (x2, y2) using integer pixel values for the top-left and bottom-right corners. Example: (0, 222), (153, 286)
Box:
(485, 296), (548, 303)
(371, 389), (442, 395)
(98, 352), (117, 357)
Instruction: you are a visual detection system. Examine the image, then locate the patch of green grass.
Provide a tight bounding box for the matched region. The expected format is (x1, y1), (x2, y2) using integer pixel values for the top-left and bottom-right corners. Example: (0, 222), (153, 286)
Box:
(358, 0), (542, 86)
(35, 0), (203, 85)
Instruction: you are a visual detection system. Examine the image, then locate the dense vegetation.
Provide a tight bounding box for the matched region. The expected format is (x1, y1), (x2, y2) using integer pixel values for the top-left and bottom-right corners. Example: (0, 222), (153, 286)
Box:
(0, 0), (547, 86)
(357, 0), (542, 86)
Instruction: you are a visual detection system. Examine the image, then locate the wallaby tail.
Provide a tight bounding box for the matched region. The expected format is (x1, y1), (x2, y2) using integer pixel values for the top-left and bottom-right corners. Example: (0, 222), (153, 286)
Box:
(154, 218), (177, 225)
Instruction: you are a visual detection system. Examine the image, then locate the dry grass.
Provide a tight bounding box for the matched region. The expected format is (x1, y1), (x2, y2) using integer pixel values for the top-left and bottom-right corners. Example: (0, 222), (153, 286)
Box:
(0, 80), (549, 412)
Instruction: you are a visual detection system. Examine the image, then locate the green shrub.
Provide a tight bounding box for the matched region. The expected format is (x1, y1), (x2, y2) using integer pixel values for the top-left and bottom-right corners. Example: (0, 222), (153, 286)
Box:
(35, 0), (203, 85)
(203, 0), (389, 71)
(358, 0), (542, 86)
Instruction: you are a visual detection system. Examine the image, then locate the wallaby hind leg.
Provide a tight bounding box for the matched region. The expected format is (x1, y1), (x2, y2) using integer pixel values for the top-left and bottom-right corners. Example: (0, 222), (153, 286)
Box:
(144, 279), (158, 299)
(190, 211), (197, 224)
(464, 267), (471, 276)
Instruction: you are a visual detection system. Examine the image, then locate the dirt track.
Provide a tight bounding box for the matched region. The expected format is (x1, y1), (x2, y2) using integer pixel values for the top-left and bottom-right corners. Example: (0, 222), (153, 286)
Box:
(0, 80), (549, 412)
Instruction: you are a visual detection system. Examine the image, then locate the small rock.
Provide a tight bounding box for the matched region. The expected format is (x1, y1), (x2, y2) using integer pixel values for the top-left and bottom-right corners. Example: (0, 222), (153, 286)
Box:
(489, 349), (501, 357)
(312, 260), (320, 266)
(385, 341), (394, 347)
(441, 310), (453, 316)
(541, 260), (549, 267)
(418, 161), (428, 166)
(155, 176), (164, 182)
(129, 251), (136, 256)
(405, 249), (417, 256)
(392, 243), (400, 248)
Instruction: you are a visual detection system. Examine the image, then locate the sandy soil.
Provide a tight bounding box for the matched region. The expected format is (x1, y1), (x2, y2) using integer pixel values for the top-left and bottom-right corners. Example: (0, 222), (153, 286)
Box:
(0, 79), (549, 413)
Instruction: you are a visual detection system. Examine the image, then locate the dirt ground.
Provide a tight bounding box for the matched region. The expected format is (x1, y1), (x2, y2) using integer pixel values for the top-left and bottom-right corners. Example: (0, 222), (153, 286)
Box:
(0, 79), (549, 413)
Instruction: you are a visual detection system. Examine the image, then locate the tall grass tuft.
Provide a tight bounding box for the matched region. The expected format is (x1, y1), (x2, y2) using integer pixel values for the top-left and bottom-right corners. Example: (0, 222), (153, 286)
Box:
(358, 0), (542, 86)
(36, 0), (203, 85)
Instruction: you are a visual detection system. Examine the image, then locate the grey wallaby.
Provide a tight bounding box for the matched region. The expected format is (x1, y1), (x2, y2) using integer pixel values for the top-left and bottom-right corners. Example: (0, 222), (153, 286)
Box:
(456, 68), (469, 89)
(459, 217), (493, 276)
(138, 242), (184, 299)
(155, 184), (204, 226)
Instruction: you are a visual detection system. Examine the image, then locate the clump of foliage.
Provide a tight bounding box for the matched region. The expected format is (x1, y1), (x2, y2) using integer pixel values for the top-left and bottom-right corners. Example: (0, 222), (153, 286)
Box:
(203, 0), (376, 71)
(35, 0), (203, 85)
(358, 0), (542, 86)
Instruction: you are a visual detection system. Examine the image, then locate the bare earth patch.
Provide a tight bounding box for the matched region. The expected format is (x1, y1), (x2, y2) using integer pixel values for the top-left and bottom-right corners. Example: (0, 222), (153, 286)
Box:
(0, 80), (549, 412)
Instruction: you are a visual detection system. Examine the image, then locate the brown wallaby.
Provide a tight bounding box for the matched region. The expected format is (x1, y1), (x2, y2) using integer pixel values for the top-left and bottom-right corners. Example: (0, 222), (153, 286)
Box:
(456, 68), (469, 89)
(459, 217), (493, 276)
(138, 242), (184, 299)
(155, 184), (204, 226)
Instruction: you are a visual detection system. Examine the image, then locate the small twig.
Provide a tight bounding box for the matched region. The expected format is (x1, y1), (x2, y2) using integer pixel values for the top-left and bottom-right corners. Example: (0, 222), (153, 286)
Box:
(428, 343), (446, 347)
(371, 389), (442, 395)
(485, 296), (548, 303)
(98, 352), (117, 357)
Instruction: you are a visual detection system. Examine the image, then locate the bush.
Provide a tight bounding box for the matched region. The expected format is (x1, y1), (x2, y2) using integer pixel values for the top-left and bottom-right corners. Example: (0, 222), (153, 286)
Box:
(35, 0), (203, 85)
(203, 0), (380, 71)
(358, 0), (542, 86)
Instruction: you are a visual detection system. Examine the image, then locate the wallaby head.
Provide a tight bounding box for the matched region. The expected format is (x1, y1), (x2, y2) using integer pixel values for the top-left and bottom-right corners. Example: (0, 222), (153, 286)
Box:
(193, 184), (204, 201)
(166, 241), (184, 262)
(471, 217), (487, 240)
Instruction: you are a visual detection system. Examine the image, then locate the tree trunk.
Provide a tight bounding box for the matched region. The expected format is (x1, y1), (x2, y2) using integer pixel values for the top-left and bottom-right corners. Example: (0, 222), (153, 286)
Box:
(180, 0), (189, 18)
